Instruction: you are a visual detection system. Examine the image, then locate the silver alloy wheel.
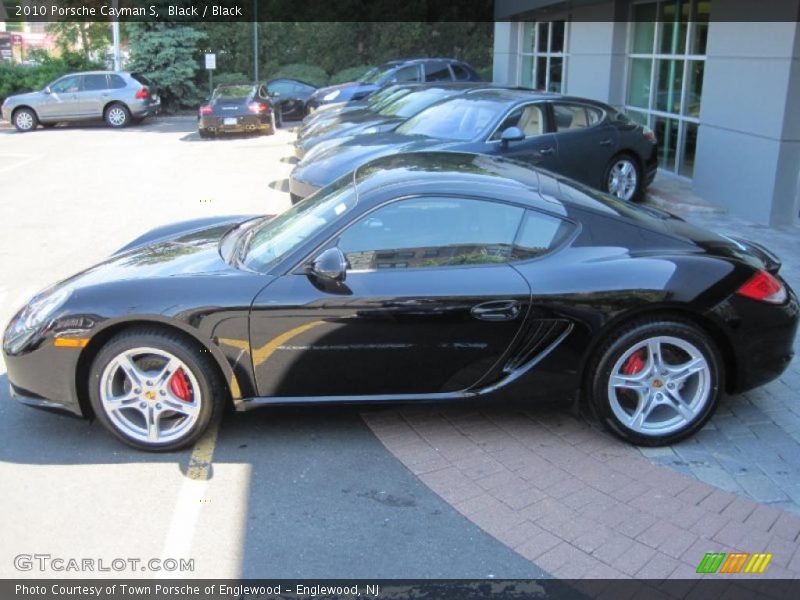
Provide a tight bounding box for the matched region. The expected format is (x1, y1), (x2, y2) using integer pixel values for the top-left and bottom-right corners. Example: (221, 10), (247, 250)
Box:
(107, 106), (127, 127)
(99, 347), (202, 444)
(607, 335), (711, 436)
(607, 158), (638, 201)
(15, 111), (34, 130)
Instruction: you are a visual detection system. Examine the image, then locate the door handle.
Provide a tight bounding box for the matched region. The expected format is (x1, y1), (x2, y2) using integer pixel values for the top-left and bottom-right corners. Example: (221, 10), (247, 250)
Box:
(599, 138), (613, 146)
(470, 300), (521, 322)
(539, 147), (555, 155)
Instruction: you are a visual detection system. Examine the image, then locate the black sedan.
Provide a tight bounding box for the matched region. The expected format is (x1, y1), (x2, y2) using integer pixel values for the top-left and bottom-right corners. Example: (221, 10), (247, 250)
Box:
(295, 83), (488, 159)
(290, 89), (658, 204)
(3, 153), (797, 451)
(198, 83), (281, 138)
(266, 78), (317, 121)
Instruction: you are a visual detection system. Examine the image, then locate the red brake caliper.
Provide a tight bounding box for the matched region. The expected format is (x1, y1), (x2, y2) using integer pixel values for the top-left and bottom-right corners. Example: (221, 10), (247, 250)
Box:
(169, 368), (193, 402)
(622, 349), (646, 375)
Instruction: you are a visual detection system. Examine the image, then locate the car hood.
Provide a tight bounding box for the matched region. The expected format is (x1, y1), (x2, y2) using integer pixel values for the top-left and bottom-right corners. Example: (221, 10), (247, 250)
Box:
(298, 115), (402, 148)
(53, 216), (260, 293)
(4, 90), (43, 105)
(294, 131), (456, 186)
(312, 82), (378, 102)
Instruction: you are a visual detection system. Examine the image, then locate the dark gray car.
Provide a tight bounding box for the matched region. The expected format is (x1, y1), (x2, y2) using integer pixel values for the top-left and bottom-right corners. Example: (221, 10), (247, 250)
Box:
(1, 71), (161, 132)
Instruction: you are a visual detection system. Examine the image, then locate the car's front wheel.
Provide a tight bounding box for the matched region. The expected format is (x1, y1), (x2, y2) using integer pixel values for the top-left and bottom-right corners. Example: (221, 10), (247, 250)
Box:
(88, 329), (224, 451)
(13, 108), (38, 132)
(589, 319), (722, 446)
(604, 154), (642, 202)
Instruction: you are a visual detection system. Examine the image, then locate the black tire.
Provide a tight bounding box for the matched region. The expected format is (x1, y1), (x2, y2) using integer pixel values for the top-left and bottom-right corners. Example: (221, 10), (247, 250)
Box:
(275, 108), (283, 128)
(104, 103), (131, 128)
(587, 318), (723, 446)
(603, 153), (643, 202)
(12, 107), (38, 132)
(88, 328), (225, 452)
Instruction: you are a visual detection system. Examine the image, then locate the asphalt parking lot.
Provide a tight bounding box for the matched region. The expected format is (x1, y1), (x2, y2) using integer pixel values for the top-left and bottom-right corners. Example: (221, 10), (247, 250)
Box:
(2, 116), (800, 581)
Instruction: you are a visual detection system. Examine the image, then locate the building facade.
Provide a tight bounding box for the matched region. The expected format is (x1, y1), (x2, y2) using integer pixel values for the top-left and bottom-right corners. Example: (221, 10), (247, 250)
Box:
(493, 0), (800, 226)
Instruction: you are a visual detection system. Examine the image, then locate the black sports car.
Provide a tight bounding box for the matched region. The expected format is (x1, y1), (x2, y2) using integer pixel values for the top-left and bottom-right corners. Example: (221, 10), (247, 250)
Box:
(266, 78), (317, 121)
(3, 153), (797, 451)
(290, 89), (658, 204)
(198, 83), (281, 138)
(295, 83), (489, 159)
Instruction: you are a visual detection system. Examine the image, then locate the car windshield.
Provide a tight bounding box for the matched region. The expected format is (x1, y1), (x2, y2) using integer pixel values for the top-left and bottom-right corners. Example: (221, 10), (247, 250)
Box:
(378, 88), (458, 118)
(396, 97), (502, 141)
(214, 85), (254, 100)
(240, 177), (357, 272)
(359, 65), (393, 84)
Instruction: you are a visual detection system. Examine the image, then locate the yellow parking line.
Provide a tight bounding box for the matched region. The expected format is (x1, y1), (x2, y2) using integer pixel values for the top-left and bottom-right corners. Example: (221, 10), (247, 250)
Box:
(186, 419), (220, 481)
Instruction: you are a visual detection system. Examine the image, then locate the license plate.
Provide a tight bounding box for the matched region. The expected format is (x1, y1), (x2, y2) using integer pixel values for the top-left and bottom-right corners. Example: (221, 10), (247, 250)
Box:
(223, 118), (237, 126)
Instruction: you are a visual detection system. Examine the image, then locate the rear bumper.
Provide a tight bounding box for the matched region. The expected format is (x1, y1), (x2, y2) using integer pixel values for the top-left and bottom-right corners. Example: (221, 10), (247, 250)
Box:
(199, 113), (273, 133)
(130, 99), (161, 118)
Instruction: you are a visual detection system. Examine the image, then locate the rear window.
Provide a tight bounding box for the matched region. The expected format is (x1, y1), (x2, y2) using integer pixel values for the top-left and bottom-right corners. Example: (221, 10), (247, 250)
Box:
(83, 74), (109, 91)
(131, 73), (155, 87)
(424, 62), (452, 82)
(451, 64), (471, 81)
(214, 85), (254, 99)
(108, 74), (126, 89)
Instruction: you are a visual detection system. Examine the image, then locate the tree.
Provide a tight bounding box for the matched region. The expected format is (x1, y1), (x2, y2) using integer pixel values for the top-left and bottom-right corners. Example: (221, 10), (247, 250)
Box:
(126, 22), (205, 111)
(46, 22), (110, 62)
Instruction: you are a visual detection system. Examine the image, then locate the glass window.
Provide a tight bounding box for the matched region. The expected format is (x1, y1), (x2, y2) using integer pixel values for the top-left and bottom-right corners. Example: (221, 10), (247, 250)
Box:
(490, 104), (544, 140)
(679, 122), (699, 177)
(655, 59), (684, 114)
(551, 20), (566, 53)
(518, 21), (568, 93)
(424, 62), (452, 82)
(685, 60), (704, 117)
(378, 88), (456, 119)
(654, 116), (679, 170)
(108, 74), (126, 89)
(451, 63), (471, 81)
(241, 178), (356, 272)
(632, 4), (657, 53)
(213, 85), (254, 99)
(513, 210), (574, 260)
(267, 80), (294, 95)
(51, 75), (82, 93)
(83, 74), (109, 91)
(397, 98), (500, 141)
(392, 65), (421, 83)
(537, 22), (549, 53)
(658, 0), (690, 55)
(552, 104), (600, 131)
(338, 198), (525, 270)
(627, 58), (652, 109)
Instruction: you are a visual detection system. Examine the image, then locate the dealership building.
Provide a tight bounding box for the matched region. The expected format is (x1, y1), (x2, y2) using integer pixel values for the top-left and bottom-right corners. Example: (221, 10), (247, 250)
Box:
(492, 0), (800, 227)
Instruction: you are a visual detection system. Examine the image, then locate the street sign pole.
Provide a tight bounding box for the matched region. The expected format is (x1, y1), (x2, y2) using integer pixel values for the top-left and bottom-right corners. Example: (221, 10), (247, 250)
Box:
(205, 53), (216, 96)
(253, 1), (259, 83)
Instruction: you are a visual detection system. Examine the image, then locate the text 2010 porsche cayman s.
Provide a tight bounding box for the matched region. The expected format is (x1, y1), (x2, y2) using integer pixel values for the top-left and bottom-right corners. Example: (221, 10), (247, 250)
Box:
(4, 153), (797, 451)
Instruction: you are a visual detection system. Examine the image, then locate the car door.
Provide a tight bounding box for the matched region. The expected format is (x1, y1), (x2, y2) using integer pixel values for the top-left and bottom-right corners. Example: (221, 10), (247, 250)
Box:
(550, 102), (620, 189)
(481, 103), (560, 171)
(267, 80), (298, 117)
(74, 73), (110, 118)
(37, 74), (84, 119)
(249, 196), (531, 399)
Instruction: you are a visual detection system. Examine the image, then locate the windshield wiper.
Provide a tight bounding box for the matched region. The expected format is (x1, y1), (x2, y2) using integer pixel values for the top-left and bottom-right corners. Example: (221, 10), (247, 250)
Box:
(236, 225), (257, 264)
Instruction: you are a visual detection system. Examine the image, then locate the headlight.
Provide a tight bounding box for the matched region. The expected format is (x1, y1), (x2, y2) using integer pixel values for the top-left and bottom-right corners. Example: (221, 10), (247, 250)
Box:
(322, 90), (341, 102)
(3, 287), (70, 354)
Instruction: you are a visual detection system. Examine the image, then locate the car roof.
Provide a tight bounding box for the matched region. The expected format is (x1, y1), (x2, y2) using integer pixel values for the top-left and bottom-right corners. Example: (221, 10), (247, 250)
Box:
(384, 58), (467, 66)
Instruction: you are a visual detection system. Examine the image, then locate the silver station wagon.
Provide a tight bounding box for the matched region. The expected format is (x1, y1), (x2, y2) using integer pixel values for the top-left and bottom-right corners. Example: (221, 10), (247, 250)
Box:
(1, 70), (161, 132)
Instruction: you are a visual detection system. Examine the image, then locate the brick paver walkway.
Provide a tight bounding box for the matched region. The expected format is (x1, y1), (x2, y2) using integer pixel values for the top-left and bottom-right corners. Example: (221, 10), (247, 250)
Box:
(362, 406), (800, 579)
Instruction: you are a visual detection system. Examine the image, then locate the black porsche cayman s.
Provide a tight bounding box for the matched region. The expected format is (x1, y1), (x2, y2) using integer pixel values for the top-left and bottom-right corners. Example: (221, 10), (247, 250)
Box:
(3, 153), (797, 451)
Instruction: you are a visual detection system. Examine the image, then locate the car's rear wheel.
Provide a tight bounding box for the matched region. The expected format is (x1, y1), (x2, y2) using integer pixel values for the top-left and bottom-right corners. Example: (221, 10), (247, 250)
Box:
(105, 103), (131, 128)
(13, 108), (38, 132)
(589, 319), (722, 446)
(88, 329), (224, 451)
(604, 154), (642, 202)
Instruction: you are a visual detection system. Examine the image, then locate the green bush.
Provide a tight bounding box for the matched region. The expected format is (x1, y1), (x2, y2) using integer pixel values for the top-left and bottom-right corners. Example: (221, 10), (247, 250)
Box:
(272, 63), (328, 87)
(328, 65), (374, 85)
(212, 72), (251, 87)
(476, 65), (494, 82)
(0, 50), (104, 105)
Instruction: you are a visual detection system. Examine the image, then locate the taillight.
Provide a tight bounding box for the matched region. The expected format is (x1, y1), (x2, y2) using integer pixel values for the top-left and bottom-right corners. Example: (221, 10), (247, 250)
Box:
(134, 86), (149, 100)
(736, 270), (787, 304)
(643, 126), (656, 143)
(199, 105), (213, 115)
(248, 102), (268, 113)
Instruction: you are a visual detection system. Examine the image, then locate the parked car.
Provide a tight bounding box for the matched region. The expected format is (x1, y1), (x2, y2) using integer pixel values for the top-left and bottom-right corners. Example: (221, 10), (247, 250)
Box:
(0, 71), (160, 132)
(306, 58), (482, 110)
(197, 83), (280, 138)
(295, 82), (489, 159)
(265, 78), (317, 120)
(290, 89), (658, 204)
(4, 152), (796, 451)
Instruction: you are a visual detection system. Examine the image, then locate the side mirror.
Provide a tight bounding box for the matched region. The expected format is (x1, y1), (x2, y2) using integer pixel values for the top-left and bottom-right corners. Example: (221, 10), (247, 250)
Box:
(500, 126), (525, 145)
(308, 247), (347, 282)
(43, 87), (51, 94)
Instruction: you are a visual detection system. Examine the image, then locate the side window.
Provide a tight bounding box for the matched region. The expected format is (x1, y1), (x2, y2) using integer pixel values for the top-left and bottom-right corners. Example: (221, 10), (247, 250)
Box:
(392, 65), (421, 83)
(268, 80), (293, 95)
(424, 61), (452, 82)
(451, 63), (471, 81)
(108, 74), (127, 89)
(552, 104), (604, 131)
(513, 211), (575, 260)
(83, 74), (109, 91)
(490, 104), (544, 140)
(51, 75), (82, 94)
(338, 197), (524, 270)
